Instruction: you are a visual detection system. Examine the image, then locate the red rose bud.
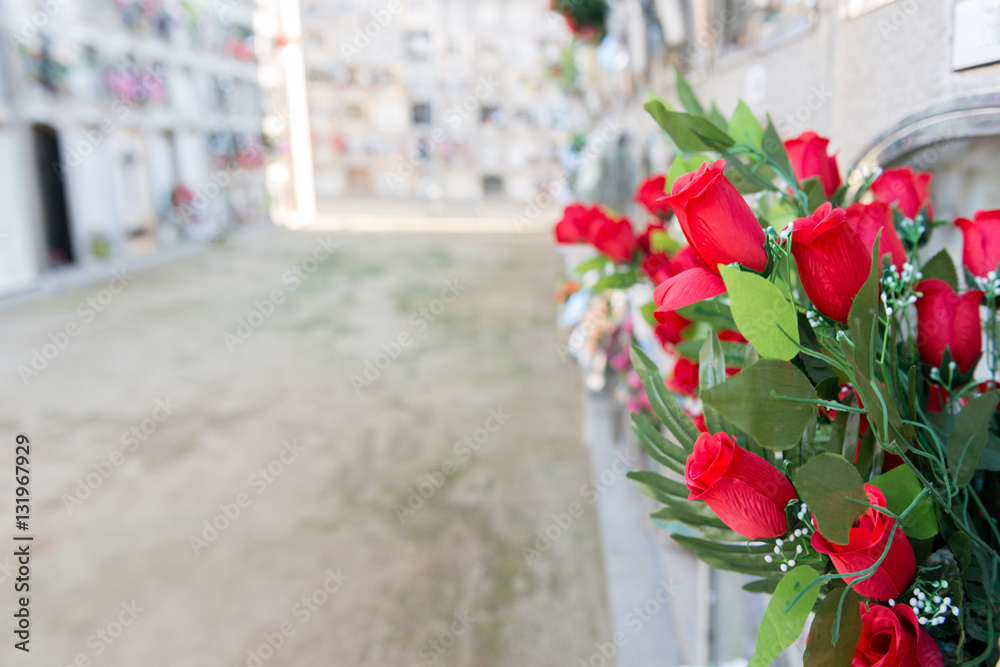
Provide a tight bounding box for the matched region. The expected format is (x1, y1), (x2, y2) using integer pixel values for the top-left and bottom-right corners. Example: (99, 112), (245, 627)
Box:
(955, 208), (1000, 278)
(789, 203), (872, 324)
(665, 357), (700, 397)
(663, 158), (767, 273)
(811, 485), (916, 600)
(915, 279), (984, 375)
(853, 603), (944, 667)
(784, 131), (842, 197)
(653, 311), (692, 348)
(635, 175), (672, 219)
(684, 432), (797, 539)
(554, 203), (597, 243)
(653, 160), (767, 315)
(845, 202), (908, 269)
(642, 252), (673, 285)
(871, 167), (933, 221)
(588, 214), (637, 264)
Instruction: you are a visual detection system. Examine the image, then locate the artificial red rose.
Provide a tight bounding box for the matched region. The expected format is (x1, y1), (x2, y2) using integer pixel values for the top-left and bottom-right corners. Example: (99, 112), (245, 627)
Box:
(636, 176), (672, 219)
(670, 245), (702, 273)
(784, 131), (841, 197)
(871, 167), (933, 221)
(955, 209), (1000, 278)
(915, 279), (983, 374)
(811, 484), (916, 600)
(790, 203), (872, 324)
(845, 202), (908, 269)
(654, 311), (692, 347)
(853, 603), (944, 667)
(588, 213), (638, 263)
(717, 329), (748, 344)
(684, 431), (797, 539)
(665, 357), (700, 397)
(687, 411), (708, 433)
(654, 159), (767, 315)
(642, 252), (673, 285)
(554, 203), (596, 243)
(637, 220), (667, 254)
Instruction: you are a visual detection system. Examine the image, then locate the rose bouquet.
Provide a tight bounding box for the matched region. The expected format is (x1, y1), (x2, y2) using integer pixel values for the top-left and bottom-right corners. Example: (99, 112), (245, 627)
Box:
(555, 73), (1000, 665)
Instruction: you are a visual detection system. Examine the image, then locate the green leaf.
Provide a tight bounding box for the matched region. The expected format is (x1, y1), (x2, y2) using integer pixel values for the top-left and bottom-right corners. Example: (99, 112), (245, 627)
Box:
(750, 566), (821, 667)
(921, 250), (959, 291)
(699, 330), (727, 390)
(743, 579), (779, 594)
(728, 100), (765, 149)
(676, 300), (735, 329)
(649, 504), (731, 531)
(675, 339), (746, 365)
(640, 301), (658, 327)
(762, 117), (793, 181)
(701, 359), (816, 450)
(631, 413), (687, 474)
(649, 229), (678, 253)
(870, 465), (938, 539)
(981, 434), (1000, 471)
(791, 453), (867, 545)
(630, 345), (701, 449)
(848, 233), (882, 381)
(675, 69), (705, 116)
(803, 587), (862, 667)
(722, 155), (776, 194)
(948, 531), (971, 570)
(666, 154), (712, 191)
(719, 265), (799, 360)
(627, 470), (691, 503)
(947, 391), (1000, 486)
(643, 103), (735, 153)
(801, 177), (829, 210)
(707, 103), (728, 131)
(574, 255), (610, 274)
(591, 271), (639, 291)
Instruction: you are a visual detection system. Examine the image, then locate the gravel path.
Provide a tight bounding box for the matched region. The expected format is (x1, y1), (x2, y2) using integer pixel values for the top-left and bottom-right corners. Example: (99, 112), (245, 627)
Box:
(0, 226), (609, 666)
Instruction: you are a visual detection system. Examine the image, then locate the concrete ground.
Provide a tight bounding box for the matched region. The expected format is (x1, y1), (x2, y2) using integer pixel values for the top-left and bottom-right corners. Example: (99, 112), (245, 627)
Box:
(0, 224), (609, 666)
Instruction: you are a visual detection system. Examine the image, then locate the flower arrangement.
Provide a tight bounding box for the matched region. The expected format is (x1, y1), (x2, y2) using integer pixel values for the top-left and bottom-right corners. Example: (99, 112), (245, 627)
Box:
(550, 0), (609, 43)
(555, 73), (1000, 666)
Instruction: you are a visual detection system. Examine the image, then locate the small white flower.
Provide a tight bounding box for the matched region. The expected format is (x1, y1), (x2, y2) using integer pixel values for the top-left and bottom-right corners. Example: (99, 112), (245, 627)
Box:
(788, 560), (796, 567)
(764, 555), (773, 563)
(933, 595), (941, 604)
(952, 606), (960, 616)
(795, 545), (803, 554)
(886, 307), (894, 316)
(780, 564), (788, 572)
(775, 538), (783, 546)
(774, 546), (781, 554)
(909, 598), (918, 607)
(942, 597), (951, 606)
(918, 617), (927, 625)
(888, 599), (896, 607)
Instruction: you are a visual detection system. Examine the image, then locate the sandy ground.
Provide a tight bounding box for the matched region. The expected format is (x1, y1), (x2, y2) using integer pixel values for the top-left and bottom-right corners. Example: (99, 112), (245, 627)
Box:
(0, 226), (610, 666)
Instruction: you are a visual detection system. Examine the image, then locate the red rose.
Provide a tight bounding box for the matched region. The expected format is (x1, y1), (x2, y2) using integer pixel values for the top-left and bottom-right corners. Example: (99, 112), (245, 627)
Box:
(871, 167), (933, 221)
(955, 209), (1000, 278)
(853, 603), (943, 667)
(642, 252), (673, 285)
(845, 202), (908, 270)
(811, 485), (915, 600)
(554, 203), (596, 243)
(636, 175), (672, 219)
(654, 311), (692, 347)
(784, 131), (841, 197)
(790, 203), (872, 324)
(588, 213), (637, 264)
(686, 411), (708, 433)
(915, 278), (983, 374)
(654, 159), (767, 315)
(684, 432), (797, 539)
(665, 357), (700, 397)
(637, 220), (667, 254)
